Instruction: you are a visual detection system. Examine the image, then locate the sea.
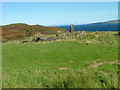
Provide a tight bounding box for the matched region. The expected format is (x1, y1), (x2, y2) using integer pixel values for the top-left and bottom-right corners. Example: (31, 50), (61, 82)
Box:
(58, 23), (119, 32)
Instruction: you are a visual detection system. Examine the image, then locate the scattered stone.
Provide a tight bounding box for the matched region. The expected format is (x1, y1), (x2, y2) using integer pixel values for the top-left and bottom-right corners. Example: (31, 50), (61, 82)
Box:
(46, 37), (57, 41)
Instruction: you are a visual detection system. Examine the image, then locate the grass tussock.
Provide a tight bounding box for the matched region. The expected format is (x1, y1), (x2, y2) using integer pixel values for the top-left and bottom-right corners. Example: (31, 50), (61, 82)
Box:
(2, 65), (118, 88)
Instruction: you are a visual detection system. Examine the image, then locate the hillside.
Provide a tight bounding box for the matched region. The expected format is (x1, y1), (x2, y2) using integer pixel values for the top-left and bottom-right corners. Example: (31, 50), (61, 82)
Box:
(93, 20), (120, 24)
(1, 23), (67, 41)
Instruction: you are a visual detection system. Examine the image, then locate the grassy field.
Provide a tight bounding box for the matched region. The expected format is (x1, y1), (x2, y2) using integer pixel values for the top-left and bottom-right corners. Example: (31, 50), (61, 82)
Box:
(0, 44), (2, 89)
(2, 32), (119, 88)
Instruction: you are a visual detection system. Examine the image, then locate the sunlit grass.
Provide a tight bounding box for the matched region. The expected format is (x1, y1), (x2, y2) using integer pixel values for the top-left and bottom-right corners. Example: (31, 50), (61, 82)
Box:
(2, 32), (118, 88)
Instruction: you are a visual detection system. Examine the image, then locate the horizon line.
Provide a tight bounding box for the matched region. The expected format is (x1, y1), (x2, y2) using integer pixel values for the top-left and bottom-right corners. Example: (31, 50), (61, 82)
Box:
(1, 19), (119, 26)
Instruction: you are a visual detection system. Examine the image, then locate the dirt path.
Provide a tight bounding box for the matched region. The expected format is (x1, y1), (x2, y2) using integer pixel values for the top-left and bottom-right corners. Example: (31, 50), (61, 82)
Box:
(90, 61), (119, 68)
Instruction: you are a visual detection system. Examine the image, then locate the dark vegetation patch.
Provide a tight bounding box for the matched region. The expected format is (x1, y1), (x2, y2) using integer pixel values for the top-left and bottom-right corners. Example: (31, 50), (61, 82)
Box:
(1, 23), (67, 41)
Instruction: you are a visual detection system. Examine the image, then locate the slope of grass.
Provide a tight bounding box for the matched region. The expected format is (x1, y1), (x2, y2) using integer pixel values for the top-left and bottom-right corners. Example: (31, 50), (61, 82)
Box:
(0, 44), (2, 89)
(2, 39), (118, 88)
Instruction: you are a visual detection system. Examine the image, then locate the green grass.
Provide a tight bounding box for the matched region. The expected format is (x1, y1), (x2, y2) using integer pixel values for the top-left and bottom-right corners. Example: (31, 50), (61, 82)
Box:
(0, 44), (2, 89)
(2, 33), (118, 88)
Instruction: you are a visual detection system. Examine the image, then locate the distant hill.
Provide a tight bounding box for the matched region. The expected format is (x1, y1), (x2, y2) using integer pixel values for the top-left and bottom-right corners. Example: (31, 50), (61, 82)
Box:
(58, 20), (119, 31)
(1, 23), (67, 41)
(93, 20), (120, 24)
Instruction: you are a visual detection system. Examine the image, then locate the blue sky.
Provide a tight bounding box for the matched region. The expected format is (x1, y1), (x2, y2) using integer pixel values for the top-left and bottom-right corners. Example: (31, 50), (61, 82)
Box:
(2, 2), (118, 26)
